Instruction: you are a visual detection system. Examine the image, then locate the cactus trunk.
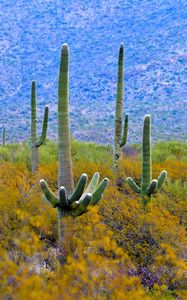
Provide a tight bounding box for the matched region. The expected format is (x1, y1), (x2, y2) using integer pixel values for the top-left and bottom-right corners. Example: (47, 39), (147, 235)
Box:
(113, 43), (124, 174)
(113, 44), (128, 177)
(57, 209), (72, 261)
(31, 81), (38, 173)
(31, 145), (39, 173)
(58, 44), (74, 192)
(30, 81), (48, 173)
(141, 115), (152, 196)
(57, 208), (65, 244)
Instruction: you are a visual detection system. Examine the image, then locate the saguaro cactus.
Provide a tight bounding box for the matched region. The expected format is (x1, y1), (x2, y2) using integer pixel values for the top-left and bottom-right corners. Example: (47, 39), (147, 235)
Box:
(113, 43), (128, 174)
(41, 172), (109, 243)
(40, 44), (109, 245)
(31, 81), (49, 172)
(126, 115), (167, 205)
(58, 44), (74, 191)
(2, 127), (6, 146)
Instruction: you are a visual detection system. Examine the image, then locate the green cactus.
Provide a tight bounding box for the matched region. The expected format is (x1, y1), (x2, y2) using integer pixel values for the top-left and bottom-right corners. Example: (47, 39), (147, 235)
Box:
(58, 43), (74, 191)
(113, 43), (128, 174)
(126, 115), (167, 205)
(31, 80), (49, 173)
(2, 127), (6, 146)
(40, 172), (109, 243)
(40, 44), (109, 245)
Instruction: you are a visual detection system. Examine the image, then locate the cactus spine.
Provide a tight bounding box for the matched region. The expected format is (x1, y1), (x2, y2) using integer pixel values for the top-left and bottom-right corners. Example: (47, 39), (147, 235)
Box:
(40, 44), (109, 246)
(31, 81), (49, 173)
(113, 43), (128, 174)
(2, 127), (6, 146)
(126, 115), (167, 205)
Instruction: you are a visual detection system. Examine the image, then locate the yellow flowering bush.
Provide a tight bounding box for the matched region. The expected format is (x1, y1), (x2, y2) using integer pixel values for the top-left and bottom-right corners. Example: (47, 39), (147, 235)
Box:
(0, 141), (186, 299)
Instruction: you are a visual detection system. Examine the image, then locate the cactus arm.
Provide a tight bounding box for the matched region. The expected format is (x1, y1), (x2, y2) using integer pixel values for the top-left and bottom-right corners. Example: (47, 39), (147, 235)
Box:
(155, 170), (167, 192)
(40, 179), (59, 208)
(141, 115), (152, 195)
(70, 201), (79, 209)
(90, 178), (109, 205)
(59, 187), (69, 209)
(37, 106), (49, 147)
(85, 172), (100, 193)
(71, 193), (92, 217)
(69, 173), (88, 204)
(58, 44), (74, 191)
(120, 114), (128, 147)
(126, 177), (140, 194)
(147, 179), (157, 195)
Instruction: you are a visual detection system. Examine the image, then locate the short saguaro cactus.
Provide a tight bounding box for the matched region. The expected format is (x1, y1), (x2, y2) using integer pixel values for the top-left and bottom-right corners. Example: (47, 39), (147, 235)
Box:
(126, 115), (167, 206)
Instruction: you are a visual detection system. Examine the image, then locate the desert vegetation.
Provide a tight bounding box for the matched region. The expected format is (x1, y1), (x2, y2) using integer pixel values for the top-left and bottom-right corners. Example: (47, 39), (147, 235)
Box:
(0, 43), (186, 299)
(0, 139), (186, 299)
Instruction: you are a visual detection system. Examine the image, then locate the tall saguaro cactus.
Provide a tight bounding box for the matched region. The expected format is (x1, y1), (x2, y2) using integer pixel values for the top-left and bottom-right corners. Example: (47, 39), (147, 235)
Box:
(113, 43), (128, 174)
(31, 81), (49, 173)
(126, 115), (167, 205)
(58, 44), (74, 191)
(40, 44), (109, 246)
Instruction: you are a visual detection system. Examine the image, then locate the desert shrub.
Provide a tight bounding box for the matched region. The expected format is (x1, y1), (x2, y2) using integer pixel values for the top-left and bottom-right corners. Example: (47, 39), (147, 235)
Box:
(152, 141), (187, 163)
(0, 141), (186, 299)
(0, 143), (30, 166)
(100, 185), (187, 294)
(0, 177), (150, 299)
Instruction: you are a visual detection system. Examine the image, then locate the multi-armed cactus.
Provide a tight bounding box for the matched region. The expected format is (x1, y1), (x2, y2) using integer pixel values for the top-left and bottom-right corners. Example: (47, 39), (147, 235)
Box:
(40, 44), (109, 245)
(126, 115), (167, 205)
(2, 127), (6, 146)
(113, 43), (128, 174)
(41, 172), (109, 243)
(30, 81), (49, 172)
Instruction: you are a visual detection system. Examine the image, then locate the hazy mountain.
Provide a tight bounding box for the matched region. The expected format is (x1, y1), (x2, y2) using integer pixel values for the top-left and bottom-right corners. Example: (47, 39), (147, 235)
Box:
(0, 0), (186, 143)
